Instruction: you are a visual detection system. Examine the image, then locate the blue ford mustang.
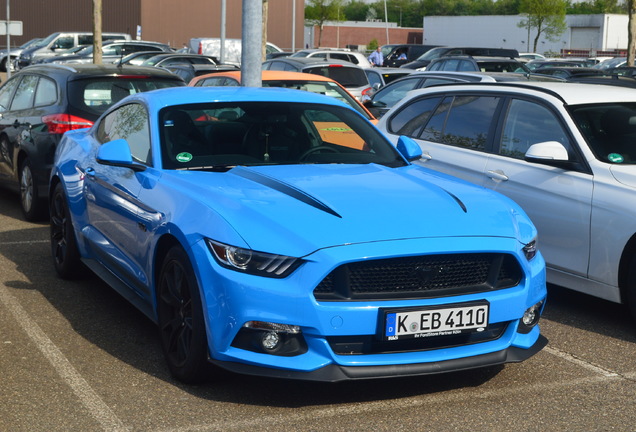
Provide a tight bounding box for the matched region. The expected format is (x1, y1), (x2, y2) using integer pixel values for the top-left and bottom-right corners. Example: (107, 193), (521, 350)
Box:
(49, 86), (547, 383)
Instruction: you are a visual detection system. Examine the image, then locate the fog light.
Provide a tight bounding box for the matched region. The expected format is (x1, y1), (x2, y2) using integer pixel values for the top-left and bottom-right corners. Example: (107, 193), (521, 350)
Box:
(261, 331), (281, 351)
(518, 300), (544, 334)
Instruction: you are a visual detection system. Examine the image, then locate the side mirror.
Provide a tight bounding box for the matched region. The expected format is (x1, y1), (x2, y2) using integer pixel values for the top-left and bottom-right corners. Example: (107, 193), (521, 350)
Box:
(396, 135), (422, 161)
(524, 141), (574, 169)
(525, 141), (568, 161)
(96, 138), (146, 171)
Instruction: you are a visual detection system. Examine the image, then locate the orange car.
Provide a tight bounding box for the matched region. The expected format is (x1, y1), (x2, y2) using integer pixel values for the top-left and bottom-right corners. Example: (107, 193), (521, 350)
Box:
(189, 71), (377, 151)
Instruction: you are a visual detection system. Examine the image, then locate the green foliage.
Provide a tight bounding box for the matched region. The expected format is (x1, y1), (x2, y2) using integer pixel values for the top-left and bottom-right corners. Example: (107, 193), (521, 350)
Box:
(368, 38), (379, 51)
(306, 0), (625, 28)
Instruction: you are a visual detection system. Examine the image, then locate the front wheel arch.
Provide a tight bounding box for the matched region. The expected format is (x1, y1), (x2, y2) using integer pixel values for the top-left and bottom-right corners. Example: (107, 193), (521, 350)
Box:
(618, 233), (636, 319)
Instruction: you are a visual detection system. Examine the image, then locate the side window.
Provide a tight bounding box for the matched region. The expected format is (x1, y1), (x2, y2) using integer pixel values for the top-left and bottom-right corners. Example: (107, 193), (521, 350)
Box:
(102, 45), (120, 56)
(34, 77), (57, 107)
(11, 74), (39, 110)
(388, 96), (443, 136)
(0, 78), (20, 112)
(366, 71), (381, 88)
(500, 99), (571, 159)
(421, 95), (500, 151)
(96, 103), (151, 165)
(78, 35), (94, 45)
(373, 77), (421, 107)
(54, 36), (74, 50)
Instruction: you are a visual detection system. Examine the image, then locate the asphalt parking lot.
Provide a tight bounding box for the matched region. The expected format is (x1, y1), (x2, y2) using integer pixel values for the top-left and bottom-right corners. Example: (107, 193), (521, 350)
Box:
(1, 183), (636, 431)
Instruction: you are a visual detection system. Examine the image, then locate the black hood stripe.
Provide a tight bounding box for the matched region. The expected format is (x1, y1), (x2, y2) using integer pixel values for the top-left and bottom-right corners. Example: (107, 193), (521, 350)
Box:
(232, 167), (342, 218)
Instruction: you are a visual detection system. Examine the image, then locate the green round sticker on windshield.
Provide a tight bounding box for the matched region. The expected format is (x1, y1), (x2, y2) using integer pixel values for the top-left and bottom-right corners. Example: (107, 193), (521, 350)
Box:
(176, 152), (193, 163)
(608, 153), (624, 163)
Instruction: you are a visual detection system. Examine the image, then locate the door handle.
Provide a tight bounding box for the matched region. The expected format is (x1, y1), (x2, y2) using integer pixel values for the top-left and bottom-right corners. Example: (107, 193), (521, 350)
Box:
(486, 169), (509, 181)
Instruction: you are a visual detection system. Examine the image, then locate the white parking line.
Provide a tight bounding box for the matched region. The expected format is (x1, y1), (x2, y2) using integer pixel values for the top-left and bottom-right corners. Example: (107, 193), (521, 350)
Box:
(543, 345), (620, 377)
(0, 283), (130, 432)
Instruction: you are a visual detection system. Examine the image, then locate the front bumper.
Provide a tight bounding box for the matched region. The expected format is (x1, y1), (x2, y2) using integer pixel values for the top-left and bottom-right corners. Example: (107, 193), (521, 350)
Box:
(210, 334), (548, 382)
(191, 235), (547, 381)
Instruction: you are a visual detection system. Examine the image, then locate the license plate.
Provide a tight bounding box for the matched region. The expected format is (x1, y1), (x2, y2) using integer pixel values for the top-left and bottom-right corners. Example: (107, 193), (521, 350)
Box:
(383, 302), (489, 340)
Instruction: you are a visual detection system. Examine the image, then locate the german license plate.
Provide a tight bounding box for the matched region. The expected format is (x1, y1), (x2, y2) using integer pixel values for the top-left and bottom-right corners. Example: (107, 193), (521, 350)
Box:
(383, 302), (489, 340)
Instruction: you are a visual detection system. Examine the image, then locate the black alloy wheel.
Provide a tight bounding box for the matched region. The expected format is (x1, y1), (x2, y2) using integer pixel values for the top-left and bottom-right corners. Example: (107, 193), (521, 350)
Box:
(157, 246), (210, 384)
(49, 182), (85, 279)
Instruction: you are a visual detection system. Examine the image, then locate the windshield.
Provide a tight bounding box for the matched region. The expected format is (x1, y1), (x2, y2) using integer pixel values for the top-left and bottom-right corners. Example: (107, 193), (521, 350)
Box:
(303, 66), (368, 87)
(159, 102), (405, 170)
(415, 47), (447, 61)
(570, 102), (636, 164)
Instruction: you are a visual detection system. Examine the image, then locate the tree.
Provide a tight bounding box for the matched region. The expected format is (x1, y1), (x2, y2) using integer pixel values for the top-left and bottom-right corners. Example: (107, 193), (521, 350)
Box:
(518, 0), (567, 53)
(306, 0), (344, 47)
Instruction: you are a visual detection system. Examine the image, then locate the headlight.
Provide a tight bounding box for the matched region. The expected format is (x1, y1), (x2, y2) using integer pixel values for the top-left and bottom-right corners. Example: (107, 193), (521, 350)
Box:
(206, 239), (301, 278)
(522, 239), (538, 261)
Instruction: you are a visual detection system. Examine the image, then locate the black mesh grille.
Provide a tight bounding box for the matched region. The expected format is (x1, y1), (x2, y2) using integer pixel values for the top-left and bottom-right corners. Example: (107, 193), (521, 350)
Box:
(314, 253), (522, 301)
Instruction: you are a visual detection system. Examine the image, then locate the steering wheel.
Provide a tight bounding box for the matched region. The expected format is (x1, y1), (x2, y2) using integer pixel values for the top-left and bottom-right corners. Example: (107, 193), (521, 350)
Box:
(298, 145), (340, 161)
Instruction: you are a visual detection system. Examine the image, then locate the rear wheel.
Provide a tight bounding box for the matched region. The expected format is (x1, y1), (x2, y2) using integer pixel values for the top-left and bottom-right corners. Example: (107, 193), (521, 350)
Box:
(20, 158), (46, 221)
(157, 246), (211, 384)
(50, 182), (86, 279)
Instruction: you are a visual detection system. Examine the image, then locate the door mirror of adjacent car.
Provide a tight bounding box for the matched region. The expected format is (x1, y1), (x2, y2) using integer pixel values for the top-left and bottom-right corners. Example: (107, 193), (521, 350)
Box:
(96, 138), (146, 171)
(396, 135), (422, 161)
(524, 141), (575, 169)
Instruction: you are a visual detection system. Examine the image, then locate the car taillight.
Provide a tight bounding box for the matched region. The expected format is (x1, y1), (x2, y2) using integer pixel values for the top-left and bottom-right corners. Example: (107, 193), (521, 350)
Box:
(198, 42), (203, 55)
(43, 114), (93, 134)
(361, 86), (372, 97)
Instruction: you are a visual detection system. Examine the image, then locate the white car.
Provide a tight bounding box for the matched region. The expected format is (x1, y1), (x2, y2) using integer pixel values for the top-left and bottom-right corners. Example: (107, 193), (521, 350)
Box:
(377, 81), (636, 318)
(290, 48), (373, 69)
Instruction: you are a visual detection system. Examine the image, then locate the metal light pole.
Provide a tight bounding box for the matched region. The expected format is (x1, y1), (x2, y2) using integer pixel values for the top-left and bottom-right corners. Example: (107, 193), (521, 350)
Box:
(220, 0), (226, 63)
(383, 0), (389, 45)
(6, 0), (10, 78)
(291, 0), (296, 53)
(241, 0), (262, 87)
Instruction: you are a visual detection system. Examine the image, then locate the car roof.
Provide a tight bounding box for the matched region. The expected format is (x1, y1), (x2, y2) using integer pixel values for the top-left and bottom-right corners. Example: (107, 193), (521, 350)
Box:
(400, 81), (636, 105)
(131, 86), (356, 109)
(264, 57), (364, 69)
(16, 63), (183, 79)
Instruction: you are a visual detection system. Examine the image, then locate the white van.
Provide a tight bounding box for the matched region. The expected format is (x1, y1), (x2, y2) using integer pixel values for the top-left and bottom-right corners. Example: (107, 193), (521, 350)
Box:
(189, 38), (283, 66)
(17, 31), (132, 68)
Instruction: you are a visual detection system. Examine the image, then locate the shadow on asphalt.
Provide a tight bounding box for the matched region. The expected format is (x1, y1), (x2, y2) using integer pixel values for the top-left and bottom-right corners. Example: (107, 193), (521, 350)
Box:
(0, 189), (634, 407)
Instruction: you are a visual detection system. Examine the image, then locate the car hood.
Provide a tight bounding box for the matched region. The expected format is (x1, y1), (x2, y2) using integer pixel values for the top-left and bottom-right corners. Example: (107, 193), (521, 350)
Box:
(171, 164), (523, 257)
(609, 164), (636, 189)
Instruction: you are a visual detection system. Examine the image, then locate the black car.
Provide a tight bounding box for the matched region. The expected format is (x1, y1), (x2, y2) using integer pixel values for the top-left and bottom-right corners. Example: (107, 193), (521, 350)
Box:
(261, 57), (371, 100)
(0, 64), (185, 220)
(381, 44), (440, 68)
(426, 56), (530, 73)
(532, 66), (606, 79)
(400, 46), (520, 70)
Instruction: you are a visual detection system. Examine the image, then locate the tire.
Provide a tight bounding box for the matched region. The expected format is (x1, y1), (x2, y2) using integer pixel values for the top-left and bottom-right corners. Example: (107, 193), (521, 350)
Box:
(157, 246), (211, 384)
(627, 256), (636, 322)
(20, 158), (46, 221)
(0, 57), (6, 73)
(50, 182), (86, 279)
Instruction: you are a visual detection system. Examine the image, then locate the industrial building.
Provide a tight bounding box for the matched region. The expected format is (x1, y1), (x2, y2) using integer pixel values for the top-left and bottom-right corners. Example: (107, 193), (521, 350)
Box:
(422, 14), (628, 57)
(0, 0), (304, 52)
